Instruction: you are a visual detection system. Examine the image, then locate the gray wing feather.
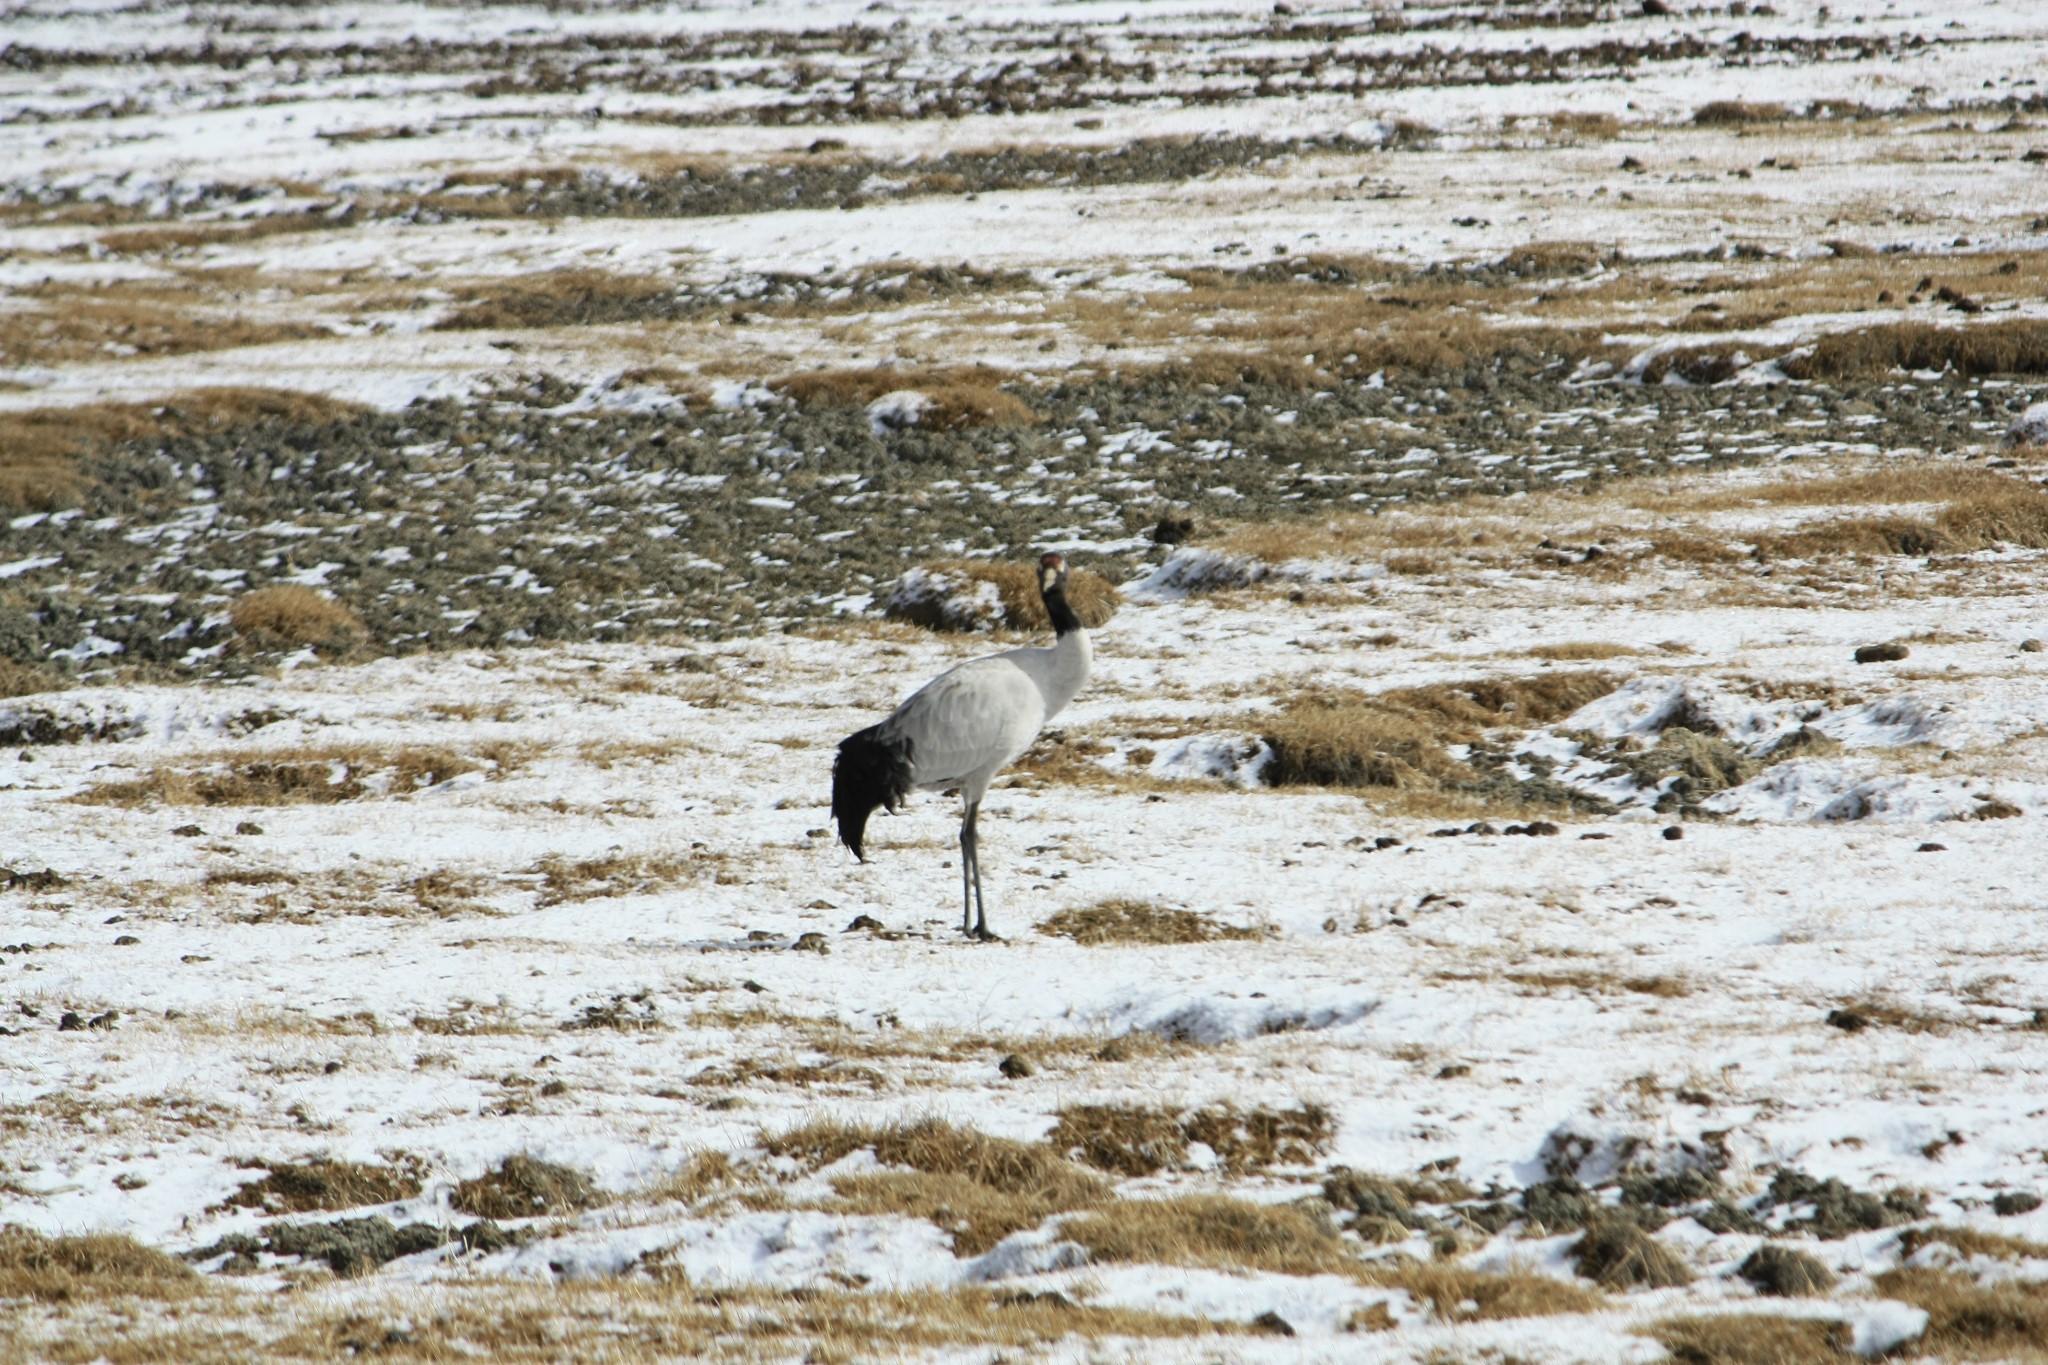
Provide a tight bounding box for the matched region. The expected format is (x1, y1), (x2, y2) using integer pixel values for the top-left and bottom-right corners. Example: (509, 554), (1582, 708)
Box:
(882, 658), (1045, 788)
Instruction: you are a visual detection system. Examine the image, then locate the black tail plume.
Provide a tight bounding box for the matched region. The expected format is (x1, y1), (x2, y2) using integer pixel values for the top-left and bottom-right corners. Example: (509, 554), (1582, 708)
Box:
(832, 724), (915, 861)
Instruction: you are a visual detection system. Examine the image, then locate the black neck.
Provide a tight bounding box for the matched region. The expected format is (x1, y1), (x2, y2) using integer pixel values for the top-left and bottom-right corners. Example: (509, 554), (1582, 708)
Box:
(1042, 583), (1082, 637)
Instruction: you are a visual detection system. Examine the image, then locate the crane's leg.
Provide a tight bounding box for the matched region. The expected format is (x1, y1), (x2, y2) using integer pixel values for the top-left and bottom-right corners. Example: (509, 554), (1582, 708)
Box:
(961, 799), (993, 940)
(958, 799), (975, 935)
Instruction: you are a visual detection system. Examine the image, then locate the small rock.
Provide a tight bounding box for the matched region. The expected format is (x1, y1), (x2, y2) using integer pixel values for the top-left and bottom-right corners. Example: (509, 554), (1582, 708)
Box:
(1525, 821), (1561, 836)
(236, 821), (264, 836)
(1662, 825), (1684, 841)
(1918, 842), (1947, 852)
(805, 899), (836, 910)
(88, 1011), (118, 1030)
(113, 934), (139, 946)
(171, 824), (205, 837)
(1250, 1311), (1296, 1337)
(2021, 639), (2044, 654)
(323, 1061), (343, 1074)
(57, 1011), (85, 1031)
(998, 1052), (1036, 1079)
(1374, 835), (1402, 849)
(1437, 1063), (1471, 1079)
(1580, 831), (1611, 840)
(1620, 155), (1645, 171)
(804, 827), (829, 838)
(1992, 1191), (2043, 1216)
(1466, 820), (1498, 835)
(791, 932), (830, 955)
(845, 914), (884, 932)
(741, 979), (768, 994)
(1854, 642), (1910, 664)
(1151, 513), (1197, 545)
(1826, 1008), (1870, 1033)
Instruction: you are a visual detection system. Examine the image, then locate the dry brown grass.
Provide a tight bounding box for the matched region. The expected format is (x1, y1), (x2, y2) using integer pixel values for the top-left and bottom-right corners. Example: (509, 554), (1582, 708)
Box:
(0, 388), (363, 512)
(435, 269), (677, 331)
(1756, 479), (2048, 559)
(1896, 1225), (2048, 1262)
(98, 211), (332, 256)
(0, 659), (61, 697)
(1374, 1262), (1603, 1321)
(1649, 1314), (1852, 1365)
(777, 365), (1038, 430)
(1060, 1195), (1354, 1277)
(452, 1155), (603, 1220)
(0, 1225), (197, 1302)
(1050, 1102), (1333, 1176)
(217, 1157), (423, 1215)
(1693, 100), (1790, 125)
(0, 282), (327, 370)
(1876, 1268), (2048, 1361)
(769, 1117), (1109, 1256)
(230, 585), (368, 655)
(13, 1280), (1242, 1362)
(1785, 319), (2048, 379)
(1524, 642), (1643, 660)
(531, 850), (712, 906)
(1262, 673), (1618, 791)
(884, 559), (1121, 633)
(1036, 898), (1266, 947)
(1573, 1219), (1694, 1288)
(73, 742), (519, 808)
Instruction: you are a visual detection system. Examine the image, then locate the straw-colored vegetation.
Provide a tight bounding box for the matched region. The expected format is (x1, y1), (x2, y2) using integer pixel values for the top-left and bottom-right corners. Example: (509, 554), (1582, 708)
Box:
(1036, 897), (1267, 946)
(231, 586), (369, 655)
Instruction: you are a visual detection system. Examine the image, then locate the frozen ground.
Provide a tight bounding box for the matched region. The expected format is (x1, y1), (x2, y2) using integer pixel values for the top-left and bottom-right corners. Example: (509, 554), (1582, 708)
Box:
(5, 0), (2048, 1361)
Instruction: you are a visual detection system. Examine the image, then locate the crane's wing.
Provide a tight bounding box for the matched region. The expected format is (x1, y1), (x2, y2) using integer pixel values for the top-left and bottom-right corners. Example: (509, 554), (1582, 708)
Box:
(883, 656), (1047, 789)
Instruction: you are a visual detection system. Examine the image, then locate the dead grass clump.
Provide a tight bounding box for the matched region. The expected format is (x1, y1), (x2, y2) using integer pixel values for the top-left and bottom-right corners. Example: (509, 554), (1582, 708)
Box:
(231, 586), (368, 655)
(1262, 696), (1461, 790)
(0, 1225), (197, 1302)
(1874, 1268), (2043, 1359)
(770, 1118), (1108, 1256)
(1036, 898), (1266, 947)
(1785, 319), (2048, 380)
(451, 1155), (602, 1220)
(1738, 1242), (1837, 1297)
(1896, 1225), (2048, 1262)
(1649, 1314), (1851, 1365)
(1182, 1103), (1335, 1173)
(1374, 1263), (1604, 1320)
(1547, 111), (1621, 139)
(1060, 1195), (1354, 1277)
(883, 559), (1120, 633)
(1263, 673), (1618, 791)
(1693, 100), (1789, 125)
(1499, 241), (1607, 278)
(0, 659), (60, 697)
(1525, 642), (1641, 660)
(1048, 1105), (1188, 1176)
(1573, 1219), (1694, 1288)
(219, 1157), (423, 1215)
(0, 388), (363, 512)
(73, 744), (498, 808)
(435, 269), (676, 330)
(1758, 481), (2048, 559)
(778, 365), (1038, 430)
(531, 851), (704, 906)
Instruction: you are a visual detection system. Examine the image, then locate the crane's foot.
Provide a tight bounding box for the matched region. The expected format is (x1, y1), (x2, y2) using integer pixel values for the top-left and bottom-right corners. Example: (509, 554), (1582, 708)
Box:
(964, 924), (1003, 943)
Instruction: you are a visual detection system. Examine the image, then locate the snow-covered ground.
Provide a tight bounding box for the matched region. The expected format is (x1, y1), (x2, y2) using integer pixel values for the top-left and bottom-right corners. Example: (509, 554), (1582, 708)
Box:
(6, 0), (2048, 1359)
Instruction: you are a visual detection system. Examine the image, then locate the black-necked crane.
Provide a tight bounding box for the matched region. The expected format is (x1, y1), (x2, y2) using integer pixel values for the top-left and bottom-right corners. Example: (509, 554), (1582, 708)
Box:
(831, 552), (1092, 940)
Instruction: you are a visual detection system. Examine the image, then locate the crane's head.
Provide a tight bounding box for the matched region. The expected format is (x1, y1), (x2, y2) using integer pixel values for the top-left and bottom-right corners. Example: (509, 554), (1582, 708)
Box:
(1038, 552), (1068, 594)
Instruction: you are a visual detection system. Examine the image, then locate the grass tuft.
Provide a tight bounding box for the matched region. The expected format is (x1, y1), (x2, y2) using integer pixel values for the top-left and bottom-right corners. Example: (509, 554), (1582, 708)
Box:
(1649, 1314), (1851, 1365)
(778, 365), (1037, 430)
(451, 1155), (602, 1220)
(1036, 898), (1266, 947)
(231, 586), (368, 655)
(0, 1225), (197, 1302)
(1785, 319), (2048, 380)
(1573, 1218), (1694, 1288)
(219, 1157), (423, 1215)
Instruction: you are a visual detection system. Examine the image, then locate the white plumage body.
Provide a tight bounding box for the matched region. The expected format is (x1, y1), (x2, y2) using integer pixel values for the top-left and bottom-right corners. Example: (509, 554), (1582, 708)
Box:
(880, 632), (1092, 803)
